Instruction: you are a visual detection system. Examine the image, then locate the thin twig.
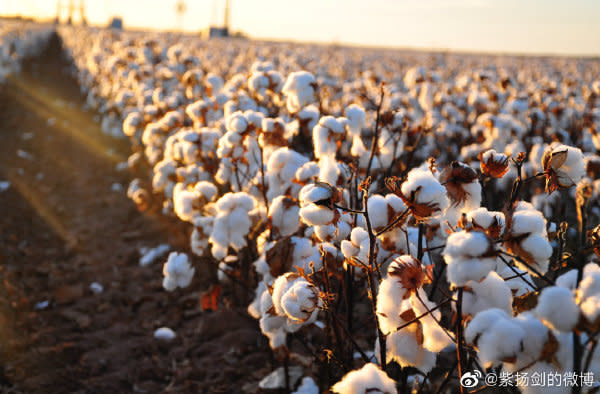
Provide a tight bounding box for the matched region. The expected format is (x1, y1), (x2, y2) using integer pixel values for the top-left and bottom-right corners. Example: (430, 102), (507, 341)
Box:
(365, 84), (385, 180)
(456, 288), (466, 394)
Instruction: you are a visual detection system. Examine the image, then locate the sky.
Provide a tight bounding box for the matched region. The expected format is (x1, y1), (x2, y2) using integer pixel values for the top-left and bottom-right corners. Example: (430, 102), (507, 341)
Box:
(4, 0), (600, 56)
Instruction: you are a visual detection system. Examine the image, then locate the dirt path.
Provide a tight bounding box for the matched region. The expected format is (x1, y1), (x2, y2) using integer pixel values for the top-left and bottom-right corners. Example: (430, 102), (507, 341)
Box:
(0, 33), (271, 393)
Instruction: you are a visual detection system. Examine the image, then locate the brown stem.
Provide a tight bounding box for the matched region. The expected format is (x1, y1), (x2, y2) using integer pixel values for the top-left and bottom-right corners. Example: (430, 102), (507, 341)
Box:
(365, 84), (385, 180)
(456, 287), (466, 394)
(362, 192), (387, 371)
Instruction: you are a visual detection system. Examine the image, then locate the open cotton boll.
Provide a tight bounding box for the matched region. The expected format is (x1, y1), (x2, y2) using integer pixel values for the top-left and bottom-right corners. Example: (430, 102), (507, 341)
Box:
(298, 182), (341, 226)
(313, 116), (346, 159)
(505, 202), (552, 274)
(376, 275), (409, 335)
(465, 308), (525, 368)
(290, 236), (322, 273)
(331, 363), (397, 394)
(581, 294), (600, 324)
(444, 230), (497, 286)
(294, 161), (320, 187)
(209, 192), (257, 260)
(344, 104), (366, 138)
(385, 328), (438, 373)
(162, 252), (195, 291)
(440, 161), (481, 212)
(299, 204), (334, 226)
(396, 168), (449, 222)
(514, 234), (552, 274)
(266, 147), (308, 200)
(173, 183), (200, 223)
(258, 289), (288, 349)
(248, 281), (268, 319)
(365, 194), (390, 231)
(511, 203), (547, 236)
(269, 196), (301, 238)
(341, 227), (370, 264)
(542, 143), (585, 192)
(466, 207), (505, 239)
(282, 71), (317, 113)
(409, 290), (453, 353)
(462, 271), (512, 317)
(152, 159), (177, 194)
(556, 269), (578, 290)
(271, 273), (320, 329)
(194, 181), (218, 202)
(577, 268), (600, 301)
(154, 327), (176, 341)
(508, 312), (553, 371)
(191, 216), (213, 256)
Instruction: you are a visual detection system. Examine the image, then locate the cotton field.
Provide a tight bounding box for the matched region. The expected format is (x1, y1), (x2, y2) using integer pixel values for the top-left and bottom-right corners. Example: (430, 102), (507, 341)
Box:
(2, 20), (600, 393)
(0, 22), (53, 82)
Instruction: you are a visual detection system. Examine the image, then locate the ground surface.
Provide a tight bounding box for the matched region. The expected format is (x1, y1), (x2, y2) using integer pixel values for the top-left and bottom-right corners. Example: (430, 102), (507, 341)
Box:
(0, 34), (272, 393)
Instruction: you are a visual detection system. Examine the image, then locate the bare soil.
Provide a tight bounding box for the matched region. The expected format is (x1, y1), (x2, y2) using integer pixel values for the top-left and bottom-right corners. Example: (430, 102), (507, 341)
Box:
(0, 33), (272, 394)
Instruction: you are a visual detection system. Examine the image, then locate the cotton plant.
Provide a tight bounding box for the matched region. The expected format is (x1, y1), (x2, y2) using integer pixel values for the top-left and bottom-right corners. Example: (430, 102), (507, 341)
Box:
(375, 257), (450, 373)
(162, 252), (195, 291)
(331, 363), (397, 394)
(209, 192), (258, 260)
(58, 25), (600, 392)
(503, 201), (553, 275)
(256, 272), (322, 350)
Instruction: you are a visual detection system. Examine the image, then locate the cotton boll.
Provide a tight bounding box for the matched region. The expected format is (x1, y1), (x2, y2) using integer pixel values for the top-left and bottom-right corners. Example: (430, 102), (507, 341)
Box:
(152, 159), (177, 194)
(365, 194), (390, 231)
(194, 181), (217, 202)
(269, 196), (301, 238)
(344, 104), (366, 138)
(341, 227), (370, 264)
(514, 233), (552, 274)
(462, 271), (512, 317)
(299, 204), (334, 226)
(581, 295), (600, 324)
(248, 281), (268, 319)
(535, 286), (579, 332)
(409, 290), (453, 353)
(291, 237), (321, 273)
(511, 203), (547, 235)
(440, 161), (481, 212)
(209, 192), (257, 259)
(258, 287), (288, 349)
(386, 328), (437, 373)
(542, 143), (585, 193)
(154, 327), (176, 341)
(313, 116), (347, 160)
(577, 268), (600, 302)
(465, 308), (525, 368)
(556, 269), (578, 290)
(444, 230), (497, 286)
(162, 252), (195, 291)
(173, 183), (200, 222)
(294, 161), (320, 186)
(505, 202), (552, 274)
(282, 71), (317, 113)
(466, 207), (505, 239)
(271, 273), (320, 329)
(376, 274), (408, 335)
(396, 168), (449, 222)
(191, 216), (213, 256)
(331, 363), (397, 394)
(508, 312), (552, 371)
(266, 147), (308, 201)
